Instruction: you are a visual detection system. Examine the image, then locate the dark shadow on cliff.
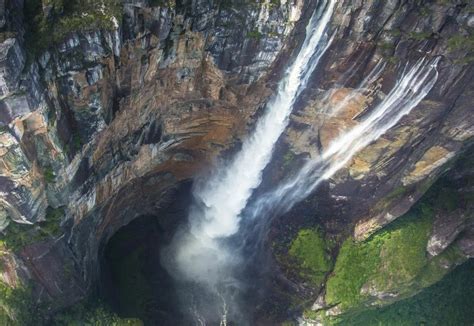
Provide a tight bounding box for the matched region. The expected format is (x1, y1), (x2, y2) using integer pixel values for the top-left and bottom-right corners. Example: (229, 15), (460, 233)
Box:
(99, 182), (194, 325)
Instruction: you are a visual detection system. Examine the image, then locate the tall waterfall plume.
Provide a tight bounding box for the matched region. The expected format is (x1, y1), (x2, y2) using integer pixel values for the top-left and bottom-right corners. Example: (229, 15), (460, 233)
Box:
(162, 0), (336, 323)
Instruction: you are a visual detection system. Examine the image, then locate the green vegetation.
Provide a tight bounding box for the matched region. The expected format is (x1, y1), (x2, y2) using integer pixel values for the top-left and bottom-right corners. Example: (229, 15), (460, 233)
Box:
(72, 132), (83, 152)
(324, 236), (381, 309)
(47, 107), (57, 125)
(336, 259), (474, 326)
(52, 300), (143, 326)
(371, 205), (433, 290)
(0, 276), (141, 325)
(436, 0), (461, 5)
(419, 5), (432, 17)
(385, 56), (399, 65)
(247, 30), (263, 40)
(372, 184), (410, 213)
(385, 185), (407, 202)
(408, 31), (432, 41)
(0, 282), (41, 325)
(282, 151), (295, 169)
(269, 0), (281, 8)
(325, 203), (434, 310)
(43, 166), (56, 183)
(417, 245), (466, 288)
(323, 161), (473, 318)
(379, 41), (395, 51)
(149, 0), (175, 7)
(0, 206), (64, 252)
(446, 33), (474, 63)
(281, 322), (296, 326)
(385, 28), (432, 41)
(24, 0), (122, 55)
(388, 29), (401, 37)
(219, 0), (260, 10)
(288, 229), (332, 286)
(42, 206), (65, 236)
(64, 130), (84, 155)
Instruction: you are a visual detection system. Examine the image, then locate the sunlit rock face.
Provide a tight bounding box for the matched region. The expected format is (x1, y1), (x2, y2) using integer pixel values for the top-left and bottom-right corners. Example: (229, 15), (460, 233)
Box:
(282, 0), (474, 240)
(0, 0), (472, 324)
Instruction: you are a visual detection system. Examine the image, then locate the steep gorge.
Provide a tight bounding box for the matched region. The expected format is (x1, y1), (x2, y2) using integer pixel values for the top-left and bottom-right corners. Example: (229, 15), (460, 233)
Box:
(0, 0), (473, 325)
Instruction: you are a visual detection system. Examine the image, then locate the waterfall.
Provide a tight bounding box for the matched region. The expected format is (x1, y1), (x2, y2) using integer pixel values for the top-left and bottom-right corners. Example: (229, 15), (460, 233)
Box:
(162, 0), (336, 323)
(191, 0), (335, 240)
(245, 57), (441, 230)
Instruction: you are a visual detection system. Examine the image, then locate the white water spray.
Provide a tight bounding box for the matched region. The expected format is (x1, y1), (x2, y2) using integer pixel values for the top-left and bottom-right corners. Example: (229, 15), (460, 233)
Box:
(191, 0), (335, 240)
(247, 57), (441, 223)
(162, 0), (336, 321)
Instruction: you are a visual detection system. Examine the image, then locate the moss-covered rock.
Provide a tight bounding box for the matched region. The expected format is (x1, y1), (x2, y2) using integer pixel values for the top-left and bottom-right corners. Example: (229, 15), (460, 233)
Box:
(52, 301), (143, 326)
(0, 277), (143, 326)
(335, 259), (474, 326)
(24, 0), (122, 55)
(0, 279), (43, 325)
(288, 229), (332, 286)
(323, 202), (466, 320)
(324, 234), (382, 310)
(0, 206), (65, 252)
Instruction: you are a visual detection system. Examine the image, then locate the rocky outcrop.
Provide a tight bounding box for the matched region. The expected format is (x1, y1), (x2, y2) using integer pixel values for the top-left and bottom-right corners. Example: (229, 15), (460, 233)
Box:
(427, 146), (474, 257)
(0, 38), (24, 98)
(427, 210), (472, 257)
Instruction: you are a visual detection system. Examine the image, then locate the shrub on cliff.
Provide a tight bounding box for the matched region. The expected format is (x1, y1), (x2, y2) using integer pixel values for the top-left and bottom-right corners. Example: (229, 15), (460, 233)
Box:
(24, 0), (122, 56)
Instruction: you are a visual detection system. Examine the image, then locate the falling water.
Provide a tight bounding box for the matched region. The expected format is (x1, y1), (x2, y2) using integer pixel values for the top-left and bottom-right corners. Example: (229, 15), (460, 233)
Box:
(191, 0), (335, 240)
(162, 0), (336, 323)
(245, 57), (441, 230)
(324, 59), (386, 118)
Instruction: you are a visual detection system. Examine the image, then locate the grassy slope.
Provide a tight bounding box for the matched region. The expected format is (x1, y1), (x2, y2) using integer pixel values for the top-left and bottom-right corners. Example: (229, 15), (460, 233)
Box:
(324, 155), (474, 316)
(288, 229), (332, 286)
(337, 259), (474, 326)
(52, 301), (143, 326)
(325, 204), (434, 311)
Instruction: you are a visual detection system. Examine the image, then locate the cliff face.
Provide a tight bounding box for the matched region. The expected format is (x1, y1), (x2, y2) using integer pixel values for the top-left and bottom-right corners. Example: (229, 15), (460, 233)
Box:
(284, 0), (473, 237)
(0, 0), (473, 324)
(270, 0), (474, 322)
(0, 0), (307, 319)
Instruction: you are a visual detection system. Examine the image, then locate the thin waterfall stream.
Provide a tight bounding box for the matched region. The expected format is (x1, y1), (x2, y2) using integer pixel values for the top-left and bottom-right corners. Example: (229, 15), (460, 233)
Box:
(245, 57), (441, 227)
(238, 58), (441, 264)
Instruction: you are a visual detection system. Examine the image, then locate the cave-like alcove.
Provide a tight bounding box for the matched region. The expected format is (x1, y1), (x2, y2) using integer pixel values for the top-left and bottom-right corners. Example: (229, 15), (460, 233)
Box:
(99, 181), (193, 325)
